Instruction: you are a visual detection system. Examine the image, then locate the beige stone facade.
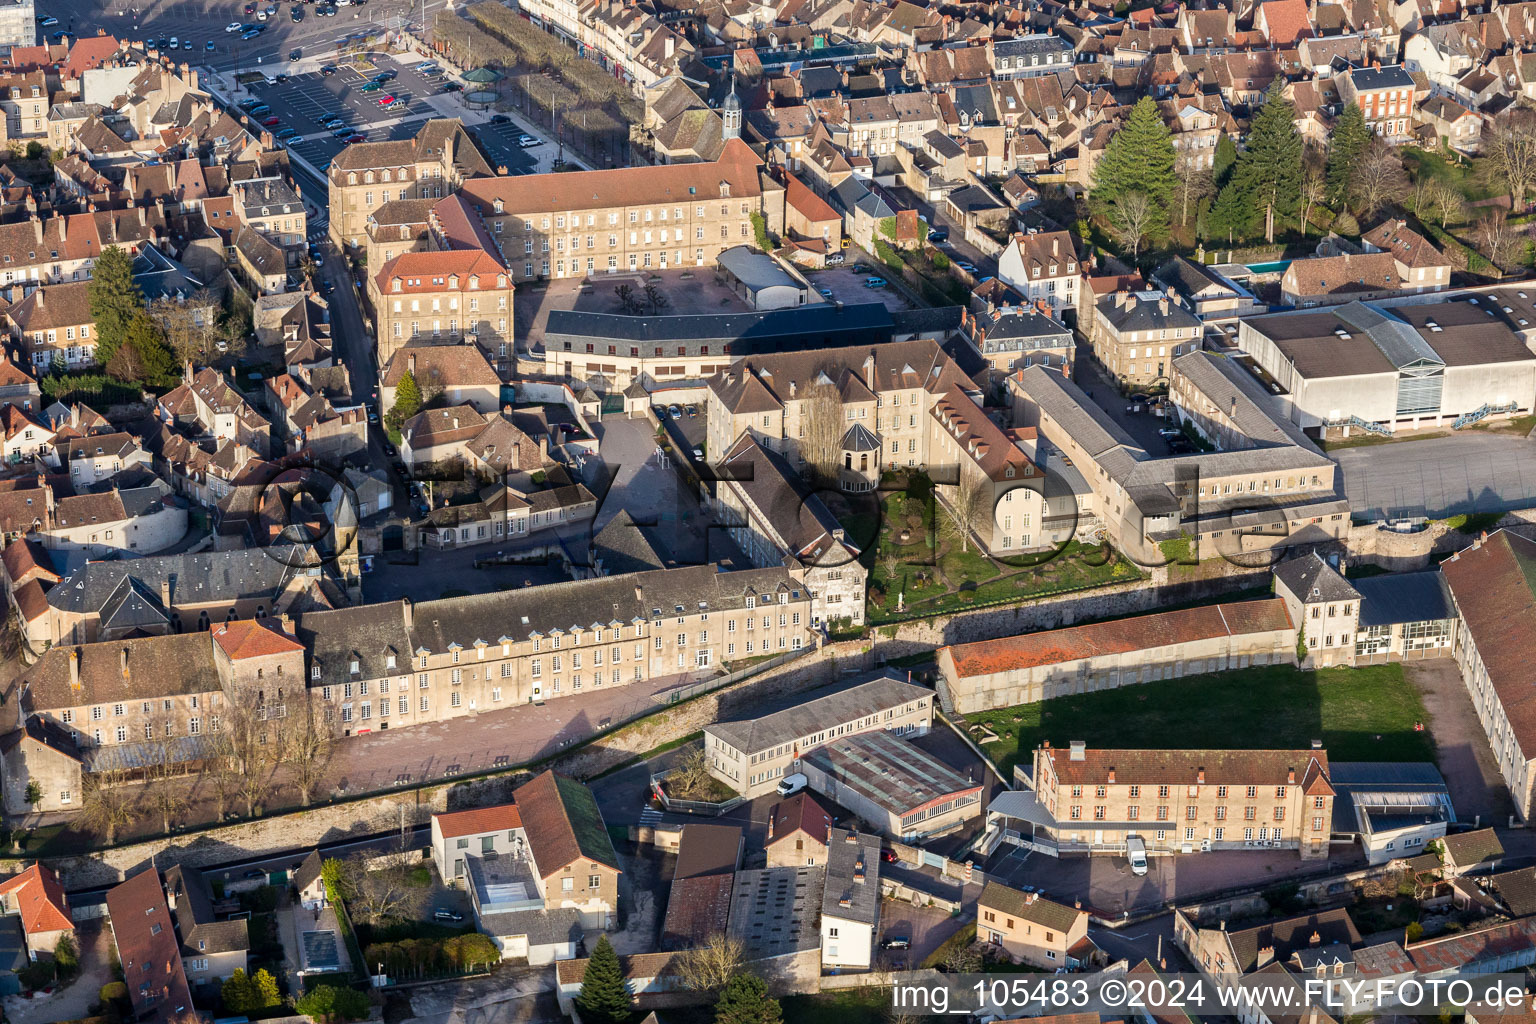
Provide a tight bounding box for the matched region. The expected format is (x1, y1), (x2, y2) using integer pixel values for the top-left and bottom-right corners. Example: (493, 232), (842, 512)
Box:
(327, 120), (494, 250)
(976, 882), (1091, 968)
(370, 253), (514, 368)
(1028, 743), (1336, 860)
(455, 138), (779, 283)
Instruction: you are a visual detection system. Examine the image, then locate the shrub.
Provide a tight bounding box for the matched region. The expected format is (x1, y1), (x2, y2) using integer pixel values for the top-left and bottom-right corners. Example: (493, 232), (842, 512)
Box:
(1405, 921), (1424, 943)
(100, 981), (128, 1003)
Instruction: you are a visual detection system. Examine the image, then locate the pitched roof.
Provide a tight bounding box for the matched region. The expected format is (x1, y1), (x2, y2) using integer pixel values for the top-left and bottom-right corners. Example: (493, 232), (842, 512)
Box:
(433, 802), (523, 839)
(673, 824), (744, 880)
(1226, 908), (1361, 972)
(0, 864), (70, 935)
(979, 882), (1085, 931)
(767, 791), (832, 847)
(942, 598), (1293, 677)
(1273, 552), (1360, 604)
(1440, 826), (1504, 868)
(1040, 747), (1334, 792)
(1441, 532), (1536, 755)
(105, 868), (193, 1024)
(456, 137), (762, 216)
(210, 618), (304, 660)
(513, 771), (621, 874)
(706, 673), (931, 754)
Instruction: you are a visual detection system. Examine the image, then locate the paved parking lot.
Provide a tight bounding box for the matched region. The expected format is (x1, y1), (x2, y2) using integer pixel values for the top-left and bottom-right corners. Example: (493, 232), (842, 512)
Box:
(245, 54), (436, 168)
(807, 262), (919, 312)
(1333, 430), (1536, 520)
(467, 119), (544, 176)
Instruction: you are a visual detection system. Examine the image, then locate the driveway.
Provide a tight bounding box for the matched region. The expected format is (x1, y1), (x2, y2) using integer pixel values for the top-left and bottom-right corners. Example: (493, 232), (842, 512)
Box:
(4, 921), (111, 1024)
(879, 901), (963, 968)
(1332, 431), (1536, 521)
(1405, 658), (1513, 824)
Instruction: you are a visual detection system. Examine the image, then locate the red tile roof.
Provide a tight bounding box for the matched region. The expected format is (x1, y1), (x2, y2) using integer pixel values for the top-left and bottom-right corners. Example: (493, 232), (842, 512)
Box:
(433, 802), (522, 839)
(457, 138), (762, 216)
(767, 790), (832, 848)
(374, 249), (508, 295)
(1258, 0), (1314, 44)
(942, 598), (1292, 678)
(210, 619), (304, 660)
(1441, 531), (1536, 752)
(105, 868), (193, 1024)
(0, 864), (70, 934)
(1041, 747), (1331, 789)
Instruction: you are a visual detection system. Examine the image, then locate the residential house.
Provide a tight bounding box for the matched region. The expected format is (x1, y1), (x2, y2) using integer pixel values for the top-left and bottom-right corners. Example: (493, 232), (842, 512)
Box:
(976, 882), (1092, 968)
(0, 864), (71, 959)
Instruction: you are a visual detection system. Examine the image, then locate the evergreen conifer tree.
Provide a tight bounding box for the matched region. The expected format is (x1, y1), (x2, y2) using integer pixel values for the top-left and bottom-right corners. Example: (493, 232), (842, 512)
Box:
(575, 935), (632, 1024)
(1091, 96), (1177, 227)
(88, 246), (146, 367)
(1326, 104), (1372, 208)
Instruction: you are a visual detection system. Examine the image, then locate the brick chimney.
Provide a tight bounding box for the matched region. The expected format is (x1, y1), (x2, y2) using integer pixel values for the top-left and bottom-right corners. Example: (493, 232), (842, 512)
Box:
(402, 597), (413, 631)
(69, 648), (80, 690)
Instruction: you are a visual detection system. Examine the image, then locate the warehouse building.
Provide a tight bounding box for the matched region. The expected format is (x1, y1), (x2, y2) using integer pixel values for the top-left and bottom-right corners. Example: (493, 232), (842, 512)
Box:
(1238, 300), (1536, 433)
(799, 730), (984, 841)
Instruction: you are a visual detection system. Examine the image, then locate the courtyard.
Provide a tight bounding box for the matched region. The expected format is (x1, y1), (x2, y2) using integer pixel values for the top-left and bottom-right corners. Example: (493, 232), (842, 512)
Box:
(842, 477), (1142, 626)
(513, 268), (757, 352)
(967, 662), (1437, 781)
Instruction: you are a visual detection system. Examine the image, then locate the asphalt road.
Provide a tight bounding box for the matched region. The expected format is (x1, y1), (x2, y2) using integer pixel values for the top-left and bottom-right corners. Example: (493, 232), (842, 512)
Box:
(1332, 430), (1536, 520)
(48, 0), (450, 70)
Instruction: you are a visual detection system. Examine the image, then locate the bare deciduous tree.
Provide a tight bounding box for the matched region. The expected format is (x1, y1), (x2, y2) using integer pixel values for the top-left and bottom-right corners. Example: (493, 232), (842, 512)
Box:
(676, 932), (745, 995)
(943, 941), (983, 974)
(276, 691), (334, 807)
(1477, 208), (1525, 269)
(1349, 142), (1409, 221)
(1299, 166), (1326, 236)
(1426, 177), (1467, 229)
(798, 375), (845, 487)
(1172, 158), (1213, 228)
(81, 769), (140, 845)
(939, 472), (991, 554)
(666, 746), (716, 800)
(1110, 190), (1155, 259)
(336, 852), (430, 926)
(1486, 109), (1536, 211)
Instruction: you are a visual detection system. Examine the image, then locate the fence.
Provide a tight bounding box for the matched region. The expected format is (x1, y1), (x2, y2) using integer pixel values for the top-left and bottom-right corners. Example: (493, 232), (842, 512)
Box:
(654, 647), (812, 705)
(649, 768), (746, 816)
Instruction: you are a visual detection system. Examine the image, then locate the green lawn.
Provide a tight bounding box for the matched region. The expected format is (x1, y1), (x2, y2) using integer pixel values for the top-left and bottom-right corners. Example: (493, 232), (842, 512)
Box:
(1403, 148), (1501, 204)
(777, 989), (893, 1024)
(969, 663), (1435, 779)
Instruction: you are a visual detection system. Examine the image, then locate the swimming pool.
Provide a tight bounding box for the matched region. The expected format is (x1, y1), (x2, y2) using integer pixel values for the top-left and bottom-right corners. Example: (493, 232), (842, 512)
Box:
(1244, 260), (1292, 274)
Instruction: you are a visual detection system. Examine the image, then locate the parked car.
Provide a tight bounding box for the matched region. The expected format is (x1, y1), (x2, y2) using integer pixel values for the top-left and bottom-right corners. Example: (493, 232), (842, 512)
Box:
(207, 41), (218, 50)
(239, 97), (262, 109)
(289, 48), (301, 61)
(667, 404), (683, 420)
(261, 115), (280, 126)
(241, 28), (261, 38)
(247, 104), (271, 115)
(1127, 835), (1149, 876)
(274, 73), (289, 82)
(226, 21), (243, 30)
(824, 253), (844, 266)
(441, 82), (462, 93)
(956, 262), (978, 274)
(360, 81), (382, 92)
(291, 6), (303, 19)
(691, 446), (704, 460)
(345, 133), (366, 143)
(372, 70), (397, 82)
(882, 936), (911, 950)
(244, 1), (256, 11)
(1157, 428), (1182, 440)
(378, 94), (397, 105)
(433, 909), (464, 922)
(685, 405), (698, 418)
(776, 773), (808, 797)
(517, 135), (540, 148)
(818, 288), (833, 298)
(865, 277), (886, 287)
(927, 229), (948, 243)
(276, 127), (298, 138)
(880, 848), (898, 863)
(490, 114), (510, 123)
(320, 63), (338, 75)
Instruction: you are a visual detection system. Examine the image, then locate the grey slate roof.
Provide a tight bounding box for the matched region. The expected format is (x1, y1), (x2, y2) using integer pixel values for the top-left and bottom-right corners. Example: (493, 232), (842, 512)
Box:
(988, 309), (1072, 344)
(589, 510), (666, 575)
(1273, 552), (1361, 604)
(822, 828), (881, 925)
(1352, 571), (1455, 627)
(1348, 64), (1414, 91)
(407, 563), (802, 653)
(705, 671), (930, 755)
(994, 33), (1074, 58)
(727, 866), (825, 958)
(166, 864), (249, 958)
(478, 906), (584, 947)
(1096, 292), (1203, 334)
(545, 302), (893, 351)
(1171, 351), (1320, 451)
(47, 545), (309, 613)
(292, 601), (410, 687)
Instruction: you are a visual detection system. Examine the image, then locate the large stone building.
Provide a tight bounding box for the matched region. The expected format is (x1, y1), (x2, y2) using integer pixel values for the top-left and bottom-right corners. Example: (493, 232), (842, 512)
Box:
(453, 138), (783, 284)
(1087, 288), (1204, 387)
(1440, 530), (1536, 821)
(1010, 357), (1347, 564)
(705, 671), (933, 797)
(1025, 743), (1336, 860)
(327, 119), (495, 249)
(937, 597), (1296, 715)
(716, 435), (867, 627)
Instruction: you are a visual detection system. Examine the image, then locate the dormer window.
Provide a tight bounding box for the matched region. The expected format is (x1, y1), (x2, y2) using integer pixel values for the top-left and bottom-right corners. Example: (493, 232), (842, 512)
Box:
(719, 181), (731, 197)
(493, 198), (504, 213)
(392, 278), (403, 291)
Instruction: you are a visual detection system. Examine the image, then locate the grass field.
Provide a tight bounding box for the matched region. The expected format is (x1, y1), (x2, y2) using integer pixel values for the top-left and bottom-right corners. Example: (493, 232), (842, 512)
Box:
(969, 663), (1435, 778)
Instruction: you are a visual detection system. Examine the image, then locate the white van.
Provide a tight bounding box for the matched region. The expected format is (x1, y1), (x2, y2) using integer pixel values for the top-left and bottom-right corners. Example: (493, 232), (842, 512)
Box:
(776, 773), (808, 797)
(1127, 836), (1148, 876)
